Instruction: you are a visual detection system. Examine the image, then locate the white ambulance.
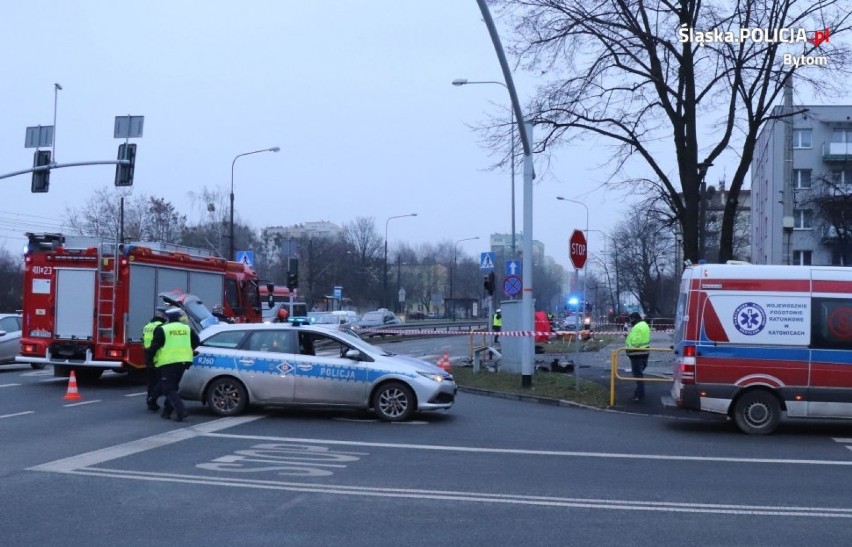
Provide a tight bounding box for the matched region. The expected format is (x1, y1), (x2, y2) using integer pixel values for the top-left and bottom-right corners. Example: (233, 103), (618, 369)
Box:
(668, 262), (852, 434)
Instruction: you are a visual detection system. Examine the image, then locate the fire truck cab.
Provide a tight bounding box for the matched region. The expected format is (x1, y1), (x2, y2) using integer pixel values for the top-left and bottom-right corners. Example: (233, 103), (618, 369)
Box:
(17, 233), (261, 380)
(668, 262), (852, 434)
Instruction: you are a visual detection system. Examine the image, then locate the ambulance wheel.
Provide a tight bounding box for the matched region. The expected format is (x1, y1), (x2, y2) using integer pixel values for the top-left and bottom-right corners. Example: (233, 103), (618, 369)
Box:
(30, 363), (46, 369)
(372, 381), (415, 422)
(206, 377), (248, 417)
(733, 390), (780, 435)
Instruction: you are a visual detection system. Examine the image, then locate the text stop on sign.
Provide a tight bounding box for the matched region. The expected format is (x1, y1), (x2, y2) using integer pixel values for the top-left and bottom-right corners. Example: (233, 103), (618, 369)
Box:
(569, 229), (587, 269)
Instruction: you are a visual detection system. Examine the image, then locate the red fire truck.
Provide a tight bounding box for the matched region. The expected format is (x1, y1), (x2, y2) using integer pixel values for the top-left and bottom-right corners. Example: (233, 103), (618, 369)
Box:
(16, 233), (261, 380)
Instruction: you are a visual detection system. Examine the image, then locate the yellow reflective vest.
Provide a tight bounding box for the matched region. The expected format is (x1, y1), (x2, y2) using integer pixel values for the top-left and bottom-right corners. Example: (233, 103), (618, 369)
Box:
(626, 320), (651, 356)
(492, 314), (502, 328)
(153, 323), (194, 367)
(142, 319), (164, 349)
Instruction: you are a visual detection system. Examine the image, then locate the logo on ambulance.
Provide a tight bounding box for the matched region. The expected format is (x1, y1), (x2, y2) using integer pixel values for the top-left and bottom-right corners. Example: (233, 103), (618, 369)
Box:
(734, 302), (766, 335)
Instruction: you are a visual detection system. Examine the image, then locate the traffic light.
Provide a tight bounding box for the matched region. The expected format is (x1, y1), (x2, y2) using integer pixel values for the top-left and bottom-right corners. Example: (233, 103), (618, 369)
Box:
(266, 283), (275, 307)
(114, 143), (137, 186)
(483, 272), (495, 295)
(287, 258), (299, 290)
(31, 150), (51, 193)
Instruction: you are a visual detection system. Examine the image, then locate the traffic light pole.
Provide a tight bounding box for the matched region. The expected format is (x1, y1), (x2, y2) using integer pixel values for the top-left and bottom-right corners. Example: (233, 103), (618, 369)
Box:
(0, 159), (130, 180)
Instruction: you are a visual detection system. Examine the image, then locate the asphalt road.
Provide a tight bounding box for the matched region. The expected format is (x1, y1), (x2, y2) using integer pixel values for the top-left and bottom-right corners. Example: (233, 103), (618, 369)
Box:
(3, 340), (852, 546)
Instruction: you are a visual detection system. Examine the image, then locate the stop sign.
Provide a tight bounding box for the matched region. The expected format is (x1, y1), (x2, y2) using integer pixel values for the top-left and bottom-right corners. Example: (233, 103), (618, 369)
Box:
(569, 229), (587, 269)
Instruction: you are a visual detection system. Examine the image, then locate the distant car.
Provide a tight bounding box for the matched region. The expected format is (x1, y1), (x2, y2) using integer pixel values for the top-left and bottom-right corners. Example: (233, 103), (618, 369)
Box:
(180, 323), (456, 421)
(356, 309), (402, 329)
(0, 313), (42, 368)
(561, 315), (579, 330)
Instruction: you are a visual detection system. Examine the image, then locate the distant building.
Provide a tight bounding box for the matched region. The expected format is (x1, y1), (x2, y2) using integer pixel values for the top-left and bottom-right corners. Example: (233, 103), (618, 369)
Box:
(752, 105), (852, 265)
(260, 221), (344, 262)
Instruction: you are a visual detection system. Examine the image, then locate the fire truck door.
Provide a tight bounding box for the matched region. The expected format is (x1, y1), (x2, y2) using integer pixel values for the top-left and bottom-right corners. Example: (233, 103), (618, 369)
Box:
(56, 269), (96, 339)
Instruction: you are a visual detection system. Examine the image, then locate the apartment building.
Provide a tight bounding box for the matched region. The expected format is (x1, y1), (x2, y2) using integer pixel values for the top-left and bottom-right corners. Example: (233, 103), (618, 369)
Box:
(751, 105), (852, 265)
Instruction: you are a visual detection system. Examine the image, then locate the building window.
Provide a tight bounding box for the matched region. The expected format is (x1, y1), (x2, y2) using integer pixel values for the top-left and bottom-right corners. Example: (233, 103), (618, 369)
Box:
(830, 168), (852, 187)
(793, 169), (812, 189)
(831, 129), (852, 143)
(793, 129), (812, 148)
(793, 208), (813, 229)
(792, 250), (812, 265)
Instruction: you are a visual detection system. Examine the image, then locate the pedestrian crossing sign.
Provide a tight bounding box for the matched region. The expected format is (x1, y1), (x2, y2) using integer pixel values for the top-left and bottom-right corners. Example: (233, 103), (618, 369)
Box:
(235, 250), (254, 267)
(480, 252), (495, 272)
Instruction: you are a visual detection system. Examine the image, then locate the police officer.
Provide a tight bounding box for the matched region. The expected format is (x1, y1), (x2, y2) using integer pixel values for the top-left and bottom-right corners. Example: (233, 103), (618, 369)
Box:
(142, 307), (167, 411)
(625, 312), (651, 402)
(492, 308), (502, 343)
(149, 307), (199, 421)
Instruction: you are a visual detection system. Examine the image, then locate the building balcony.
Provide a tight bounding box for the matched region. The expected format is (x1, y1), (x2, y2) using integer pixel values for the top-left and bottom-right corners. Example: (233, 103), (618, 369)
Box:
(823, 142), (852, 162)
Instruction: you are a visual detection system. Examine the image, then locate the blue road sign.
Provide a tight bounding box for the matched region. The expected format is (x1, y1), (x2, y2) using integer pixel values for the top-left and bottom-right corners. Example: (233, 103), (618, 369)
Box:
(333, 286), (343, 300)
(480, 252), (495, 272)
(505, 259), (522, 277)
(504, 275), (522, 297)
(235, 250), (254, 267)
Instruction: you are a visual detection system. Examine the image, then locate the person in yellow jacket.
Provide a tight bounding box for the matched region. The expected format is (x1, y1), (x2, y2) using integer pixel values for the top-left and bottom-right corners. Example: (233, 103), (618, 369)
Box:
(625, 312), (651, 402)
(492, 309), (502, 343)
(141, 308), (167, 412)
(149, 307), (200, 421)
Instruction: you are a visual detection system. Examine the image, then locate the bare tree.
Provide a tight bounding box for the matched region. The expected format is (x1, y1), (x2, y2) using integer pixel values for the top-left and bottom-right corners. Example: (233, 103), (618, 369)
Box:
(0, 248), (23, 312)
(803, 173), (852, 264)
(610, 204), (677, 316)
(497, 0), (851, 262)
(65, 187), (187, 244)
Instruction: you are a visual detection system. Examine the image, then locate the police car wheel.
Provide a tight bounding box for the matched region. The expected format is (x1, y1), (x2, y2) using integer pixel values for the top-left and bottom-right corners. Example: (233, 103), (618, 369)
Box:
(733, 390), (780, 435)
(372, 382), (415, 422)
(206, 377), (248, 417)
(30, 363), (46, 369)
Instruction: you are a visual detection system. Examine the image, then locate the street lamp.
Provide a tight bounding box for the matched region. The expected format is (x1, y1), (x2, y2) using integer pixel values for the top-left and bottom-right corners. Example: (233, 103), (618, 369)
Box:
(384, 213), (417, 309)
(452, 78), (517, 258)
(450, 236), (479, 320)
(229, 146), (280, 259)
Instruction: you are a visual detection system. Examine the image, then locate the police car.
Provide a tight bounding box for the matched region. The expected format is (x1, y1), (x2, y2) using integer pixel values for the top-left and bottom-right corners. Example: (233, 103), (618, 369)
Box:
(180, 322), (457, 421)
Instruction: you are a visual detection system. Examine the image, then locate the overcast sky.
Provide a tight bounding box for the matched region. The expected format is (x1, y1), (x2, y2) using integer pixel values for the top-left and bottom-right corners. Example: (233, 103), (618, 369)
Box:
(1, 1), (848, 269)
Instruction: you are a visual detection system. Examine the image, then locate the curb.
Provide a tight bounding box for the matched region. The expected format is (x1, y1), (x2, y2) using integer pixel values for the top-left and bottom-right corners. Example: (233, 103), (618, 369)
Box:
(456, 385), (710, 421)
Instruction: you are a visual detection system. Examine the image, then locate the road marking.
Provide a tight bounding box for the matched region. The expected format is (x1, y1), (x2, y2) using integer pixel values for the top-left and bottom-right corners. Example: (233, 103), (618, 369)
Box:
(29, 423), (852, 518)
(29, 415), (264, 473)
(63, 400), (102, 407)
(0, 383), (21, 388)
(202, 434), (852, 467)
(0, 411), (35, 419)
(125, 392), (147, 398)
(833, 438), (852, 451)
(30, 466), (852, 518)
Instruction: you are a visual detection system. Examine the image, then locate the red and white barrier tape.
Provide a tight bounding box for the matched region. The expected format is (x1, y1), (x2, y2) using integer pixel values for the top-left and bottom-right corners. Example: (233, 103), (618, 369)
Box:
(355, 328), (673, 337)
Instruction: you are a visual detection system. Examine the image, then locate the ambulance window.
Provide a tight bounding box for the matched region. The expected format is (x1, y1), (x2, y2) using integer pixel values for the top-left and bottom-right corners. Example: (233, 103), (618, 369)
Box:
(811, 298), (852, 350)
(672, 292), (688, 343)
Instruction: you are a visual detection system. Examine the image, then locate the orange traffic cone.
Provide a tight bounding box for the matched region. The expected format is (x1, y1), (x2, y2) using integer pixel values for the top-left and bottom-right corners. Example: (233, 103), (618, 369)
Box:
(63, 370), (82, 401)
(437, 351), (452, 372)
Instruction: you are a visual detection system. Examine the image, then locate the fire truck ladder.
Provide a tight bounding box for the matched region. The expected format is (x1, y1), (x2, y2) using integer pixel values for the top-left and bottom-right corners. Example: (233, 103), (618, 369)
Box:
(96, 241), (119, 344)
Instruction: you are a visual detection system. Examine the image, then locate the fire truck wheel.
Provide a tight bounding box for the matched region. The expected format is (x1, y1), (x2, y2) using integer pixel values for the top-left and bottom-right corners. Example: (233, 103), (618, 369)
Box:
(205, 377), (248, 417)
(30, 363), (46, 369)
(733, 390), (781, 435)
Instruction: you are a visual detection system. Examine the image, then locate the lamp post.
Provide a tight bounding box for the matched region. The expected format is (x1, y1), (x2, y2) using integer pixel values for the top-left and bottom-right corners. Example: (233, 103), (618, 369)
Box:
(450, 236), (479, 320)
(557, 197), (589, 391)
(229, 146), (280, 260)
(452, 78), (517, 258)
(384, 213), (417, 309)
